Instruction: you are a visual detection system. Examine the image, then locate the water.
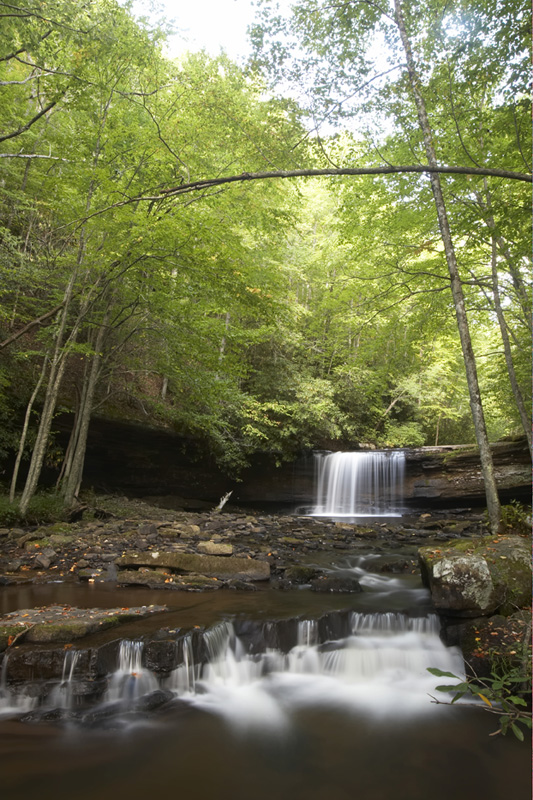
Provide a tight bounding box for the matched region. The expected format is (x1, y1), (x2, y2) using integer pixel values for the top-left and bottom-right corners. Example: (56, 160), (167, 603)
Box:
(48, 649), (81, 710)
(0, 654), (37, 718)
(312, 450), (405, 517)
(0, 559), (529, 800)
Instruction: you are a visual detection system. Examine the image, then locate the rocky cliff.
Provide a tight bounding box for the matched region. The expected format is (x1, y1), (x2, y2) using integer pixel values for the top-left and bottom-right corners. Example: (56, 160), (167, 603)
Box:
(49, 416), (530, 511)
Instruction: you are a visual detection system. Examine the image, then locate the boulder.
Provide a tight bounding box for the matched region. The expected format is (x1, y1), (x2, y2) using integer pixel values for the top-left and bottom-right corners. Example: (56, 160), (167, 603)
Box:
(115, 551), (270, 581)
(284, 565), (319, 584)
(197, 541), (233, 556)
(117, 569), (221, 591)
(419, 535), (531, 617)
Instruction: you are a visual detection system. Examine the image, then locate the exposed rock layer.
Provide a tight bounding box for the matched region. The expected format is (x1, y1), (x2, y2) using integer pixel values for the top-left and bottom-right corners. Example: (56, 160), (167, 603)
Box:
(49, 416), (530, 508)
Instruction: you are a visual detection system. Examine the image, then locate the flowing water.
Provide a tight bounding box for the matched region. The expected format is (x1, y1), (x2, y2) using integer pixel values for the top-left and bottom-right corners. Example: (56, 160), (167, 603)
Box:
(0, 554), (529, 800)
(312, 450), (406, 517)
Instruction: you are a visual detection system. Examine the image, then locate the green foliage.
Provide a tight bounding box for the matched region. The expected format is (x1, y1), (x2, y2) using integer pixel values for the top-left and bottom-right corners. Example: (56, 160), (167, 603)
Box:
(0, 0), (530, 491)
(0, 492), (66, 526)
(499, 501), (532, 535)
(428, 665), (532, 741)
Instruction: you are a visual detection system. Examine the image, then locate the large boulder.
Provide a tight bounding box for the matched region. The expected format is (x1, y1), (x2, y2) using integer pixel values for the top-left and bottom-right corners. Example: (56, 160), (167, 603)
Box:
(419, 535), (531, 617)
(115, 551), (270, 581)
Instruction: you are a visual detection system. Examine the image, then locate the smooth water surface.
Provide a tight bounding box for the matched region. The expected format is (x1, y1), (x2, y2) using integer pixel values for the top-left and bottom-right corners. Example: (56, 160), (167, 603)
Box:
(0, 555), (529, 800)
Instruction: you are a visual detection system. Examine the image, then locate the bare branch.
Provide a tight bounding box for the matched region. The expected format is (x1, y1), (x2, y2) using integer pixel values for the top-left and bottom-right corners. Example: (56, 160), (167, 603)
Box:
(0, 99), (58, 143)
(62, 163), (532, 230)
(0, 152), (66, 159)
(0, 302), (65, 350)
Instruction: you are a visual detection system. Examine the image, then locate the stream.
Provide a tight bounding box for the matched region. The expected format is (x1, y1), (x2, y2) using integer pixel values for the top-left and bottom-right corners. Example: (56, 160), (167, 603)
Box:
(0, 550), (529, 800)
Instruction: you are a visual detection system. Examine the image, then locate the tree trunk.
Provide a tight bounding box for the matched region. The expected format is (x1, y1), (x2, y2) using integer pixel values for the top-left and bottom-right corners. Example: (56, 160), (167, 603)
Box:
(475, 184), (531, 328)
(9, 356), (49, 502)
(394, 0), (501, 533)
(490, 238), (532, 456)
(19, 267), (80, 515)
(61, 306), (111, 506)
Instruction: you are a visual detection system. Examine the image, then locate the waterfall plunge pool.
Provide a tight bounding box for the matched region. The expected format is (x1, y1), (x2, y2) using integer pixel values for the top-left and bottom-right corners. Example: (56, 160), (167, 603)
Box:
(0, 555), (530, 800)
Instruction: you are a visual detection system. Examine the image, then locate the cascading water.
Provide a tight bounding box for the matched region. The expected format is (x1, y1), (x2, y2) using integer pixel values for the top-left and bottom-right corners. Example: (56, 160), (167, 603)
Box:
(105, 640), (158, 707)
(1, 562), (528, 800)
(0, 654), (36, 717)
(312, 450), (405, 517)
(49, 649), (81, 710)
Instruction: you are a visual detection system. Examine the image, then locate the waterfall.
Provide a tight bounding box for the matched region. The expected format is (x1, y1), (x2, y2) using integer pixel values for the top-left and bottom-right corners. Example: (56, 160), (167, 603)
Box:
(0, 654), (37, 717)
(177, 610), (463, 727)
(49, 649), (81, 710)
(105, 640), (158, 707)
(312, 450), (405, 516)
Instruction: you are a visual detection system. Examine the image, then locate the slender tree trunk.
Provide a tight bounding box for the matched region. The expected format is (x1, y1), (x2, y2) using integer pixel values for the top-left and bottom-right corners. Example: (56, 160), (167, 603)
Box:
(490, 239), (532, 455)
(394, 0), (501, 532)
(18, 93), (113, 514)
(476, 183), (531, 328)
(10, 356), (49, 502)
(61, 307), (111, 506)
(19, 266), (80, 514)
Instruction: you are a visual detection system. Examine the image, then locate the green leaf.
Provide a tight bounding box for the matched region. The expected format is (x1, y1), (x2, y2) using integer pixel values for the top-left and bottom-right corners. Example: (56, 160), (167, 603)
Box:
(427, 668), (460, 679)
(511, 724), (524, 742)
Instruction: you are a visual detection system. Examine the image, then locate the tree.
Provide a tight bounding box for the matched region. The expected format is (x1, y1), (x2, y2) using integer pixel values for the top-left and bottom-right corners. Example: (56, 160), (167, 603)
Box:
(246, 0), (531, 531)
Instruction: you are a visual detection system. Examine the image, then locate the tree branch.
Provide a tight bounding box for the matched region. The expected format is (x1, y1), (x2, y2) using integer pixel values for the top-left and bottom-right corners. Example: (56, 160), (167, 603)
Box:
(64, 163), (532, 229)
(0, 302), (64, 350)
(0, 99), (58, 143)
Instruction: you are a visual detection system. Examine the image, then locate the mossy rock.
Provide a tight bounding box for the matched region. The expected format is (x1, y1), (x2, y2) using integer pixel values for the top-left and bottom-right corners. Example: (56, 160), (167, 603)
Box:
(25, 618), (121, 643)
(419, 535), (531, 617)
(24, 538), (51, 551)
(47, 523), (73, 535)
(0, 625), (31, 652)
(284, 565), (319, 583)
(49, 534), (74, 547)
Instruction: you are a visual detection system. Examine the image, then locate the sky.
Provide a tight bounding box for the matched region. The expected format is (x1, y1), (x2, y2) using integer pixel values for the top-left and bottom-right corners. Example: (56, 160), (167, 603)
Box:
(130, 0), (263, 62)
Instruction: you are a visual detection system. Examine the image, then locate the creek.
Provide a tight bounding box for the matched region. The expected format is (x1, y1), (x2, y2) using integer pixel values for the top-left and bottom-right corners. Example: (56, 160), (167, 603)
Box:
(0, 451), (530, 799)
(0, 550), (529, 800)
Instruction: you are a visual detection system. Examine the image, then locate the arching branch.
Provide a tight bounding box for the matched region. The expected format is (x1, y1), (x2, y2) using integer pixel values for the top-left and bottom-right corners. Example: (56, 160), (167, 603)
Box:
(69, 163), (532, 229)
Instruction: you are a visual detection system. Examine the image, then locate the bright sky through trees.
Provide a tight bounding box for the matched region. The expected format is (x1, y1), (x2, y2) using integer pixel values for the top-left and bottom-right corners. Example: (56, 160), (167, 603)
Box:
(129, 0), (260, 60)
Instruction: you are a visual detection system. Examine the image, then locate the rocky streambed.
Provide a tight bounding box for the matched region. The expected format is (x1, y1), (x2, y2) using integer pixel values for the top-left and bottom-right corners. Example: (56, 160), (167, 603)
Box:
(0, 496), (530, 720)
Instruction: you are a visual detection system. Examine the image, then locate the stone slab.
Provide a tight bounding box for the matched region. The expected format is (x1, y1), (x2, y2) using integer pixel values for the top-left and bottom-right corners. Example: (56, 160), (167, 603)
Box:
(115, 551), (270, 581)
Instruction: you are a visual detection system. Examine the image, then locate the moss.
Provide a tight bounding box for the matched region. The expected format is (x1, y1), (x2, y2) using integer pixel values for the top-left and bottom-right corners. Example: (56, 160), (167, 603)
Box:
(419, 535), (532, 615)
(0, 625), (30, 652)
(441, 446), (479, 465)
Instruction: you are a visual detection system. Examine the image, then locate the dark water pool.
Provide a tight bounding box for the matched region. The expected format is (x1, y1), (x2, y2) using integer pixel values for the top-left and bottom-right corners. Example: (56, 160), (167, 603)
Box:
(0, 555), (529, 800)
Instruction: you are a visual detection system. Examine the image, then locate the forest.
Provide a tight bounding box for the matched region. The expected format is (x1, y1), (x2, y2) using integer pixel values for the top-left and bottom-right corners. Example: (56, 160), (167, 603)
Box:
(0, 0), (531, 532)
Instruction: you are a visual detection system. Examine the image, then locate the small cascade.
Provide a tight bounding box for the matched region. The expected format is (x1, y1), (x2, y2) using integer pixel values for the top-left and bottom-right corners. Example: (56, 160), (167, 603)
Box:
(297, 619), (319, 647)
(161, 610), (463, 726)
(168, 634), (198, 693)
(349, 612), (440, 635)
(49, 649), (81, 710)
(105, 640), (158, 707)
(0, 655), (36, 717)
(312, 450), (405, 517)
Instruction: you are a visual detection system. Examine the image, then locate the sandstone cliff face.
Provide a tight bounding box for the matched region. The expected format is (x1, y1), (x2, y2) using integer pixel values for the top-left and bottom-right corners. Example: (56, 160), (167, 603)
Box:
(54, 415), (530, 509)
(401, 440), (531, 507)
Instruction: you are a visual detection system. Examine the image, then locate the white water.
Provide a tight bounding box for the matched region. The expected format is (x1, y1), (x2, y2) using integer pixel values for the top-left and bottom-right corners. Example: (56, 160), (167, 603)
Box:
(49, 649), (81, 710)
(104, 640), (158, 707)
(162, 611), (464, 730)
(312, 450), (405, 516)
(0, 653), (37, 717)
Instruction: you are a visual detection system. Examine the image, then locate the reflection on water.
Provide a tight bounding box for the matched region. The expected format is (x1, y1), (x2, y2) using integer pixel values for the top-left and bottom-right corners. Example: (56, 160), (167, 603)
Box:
(0, 557), (530, 800)
(0, 702), (529, 800)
